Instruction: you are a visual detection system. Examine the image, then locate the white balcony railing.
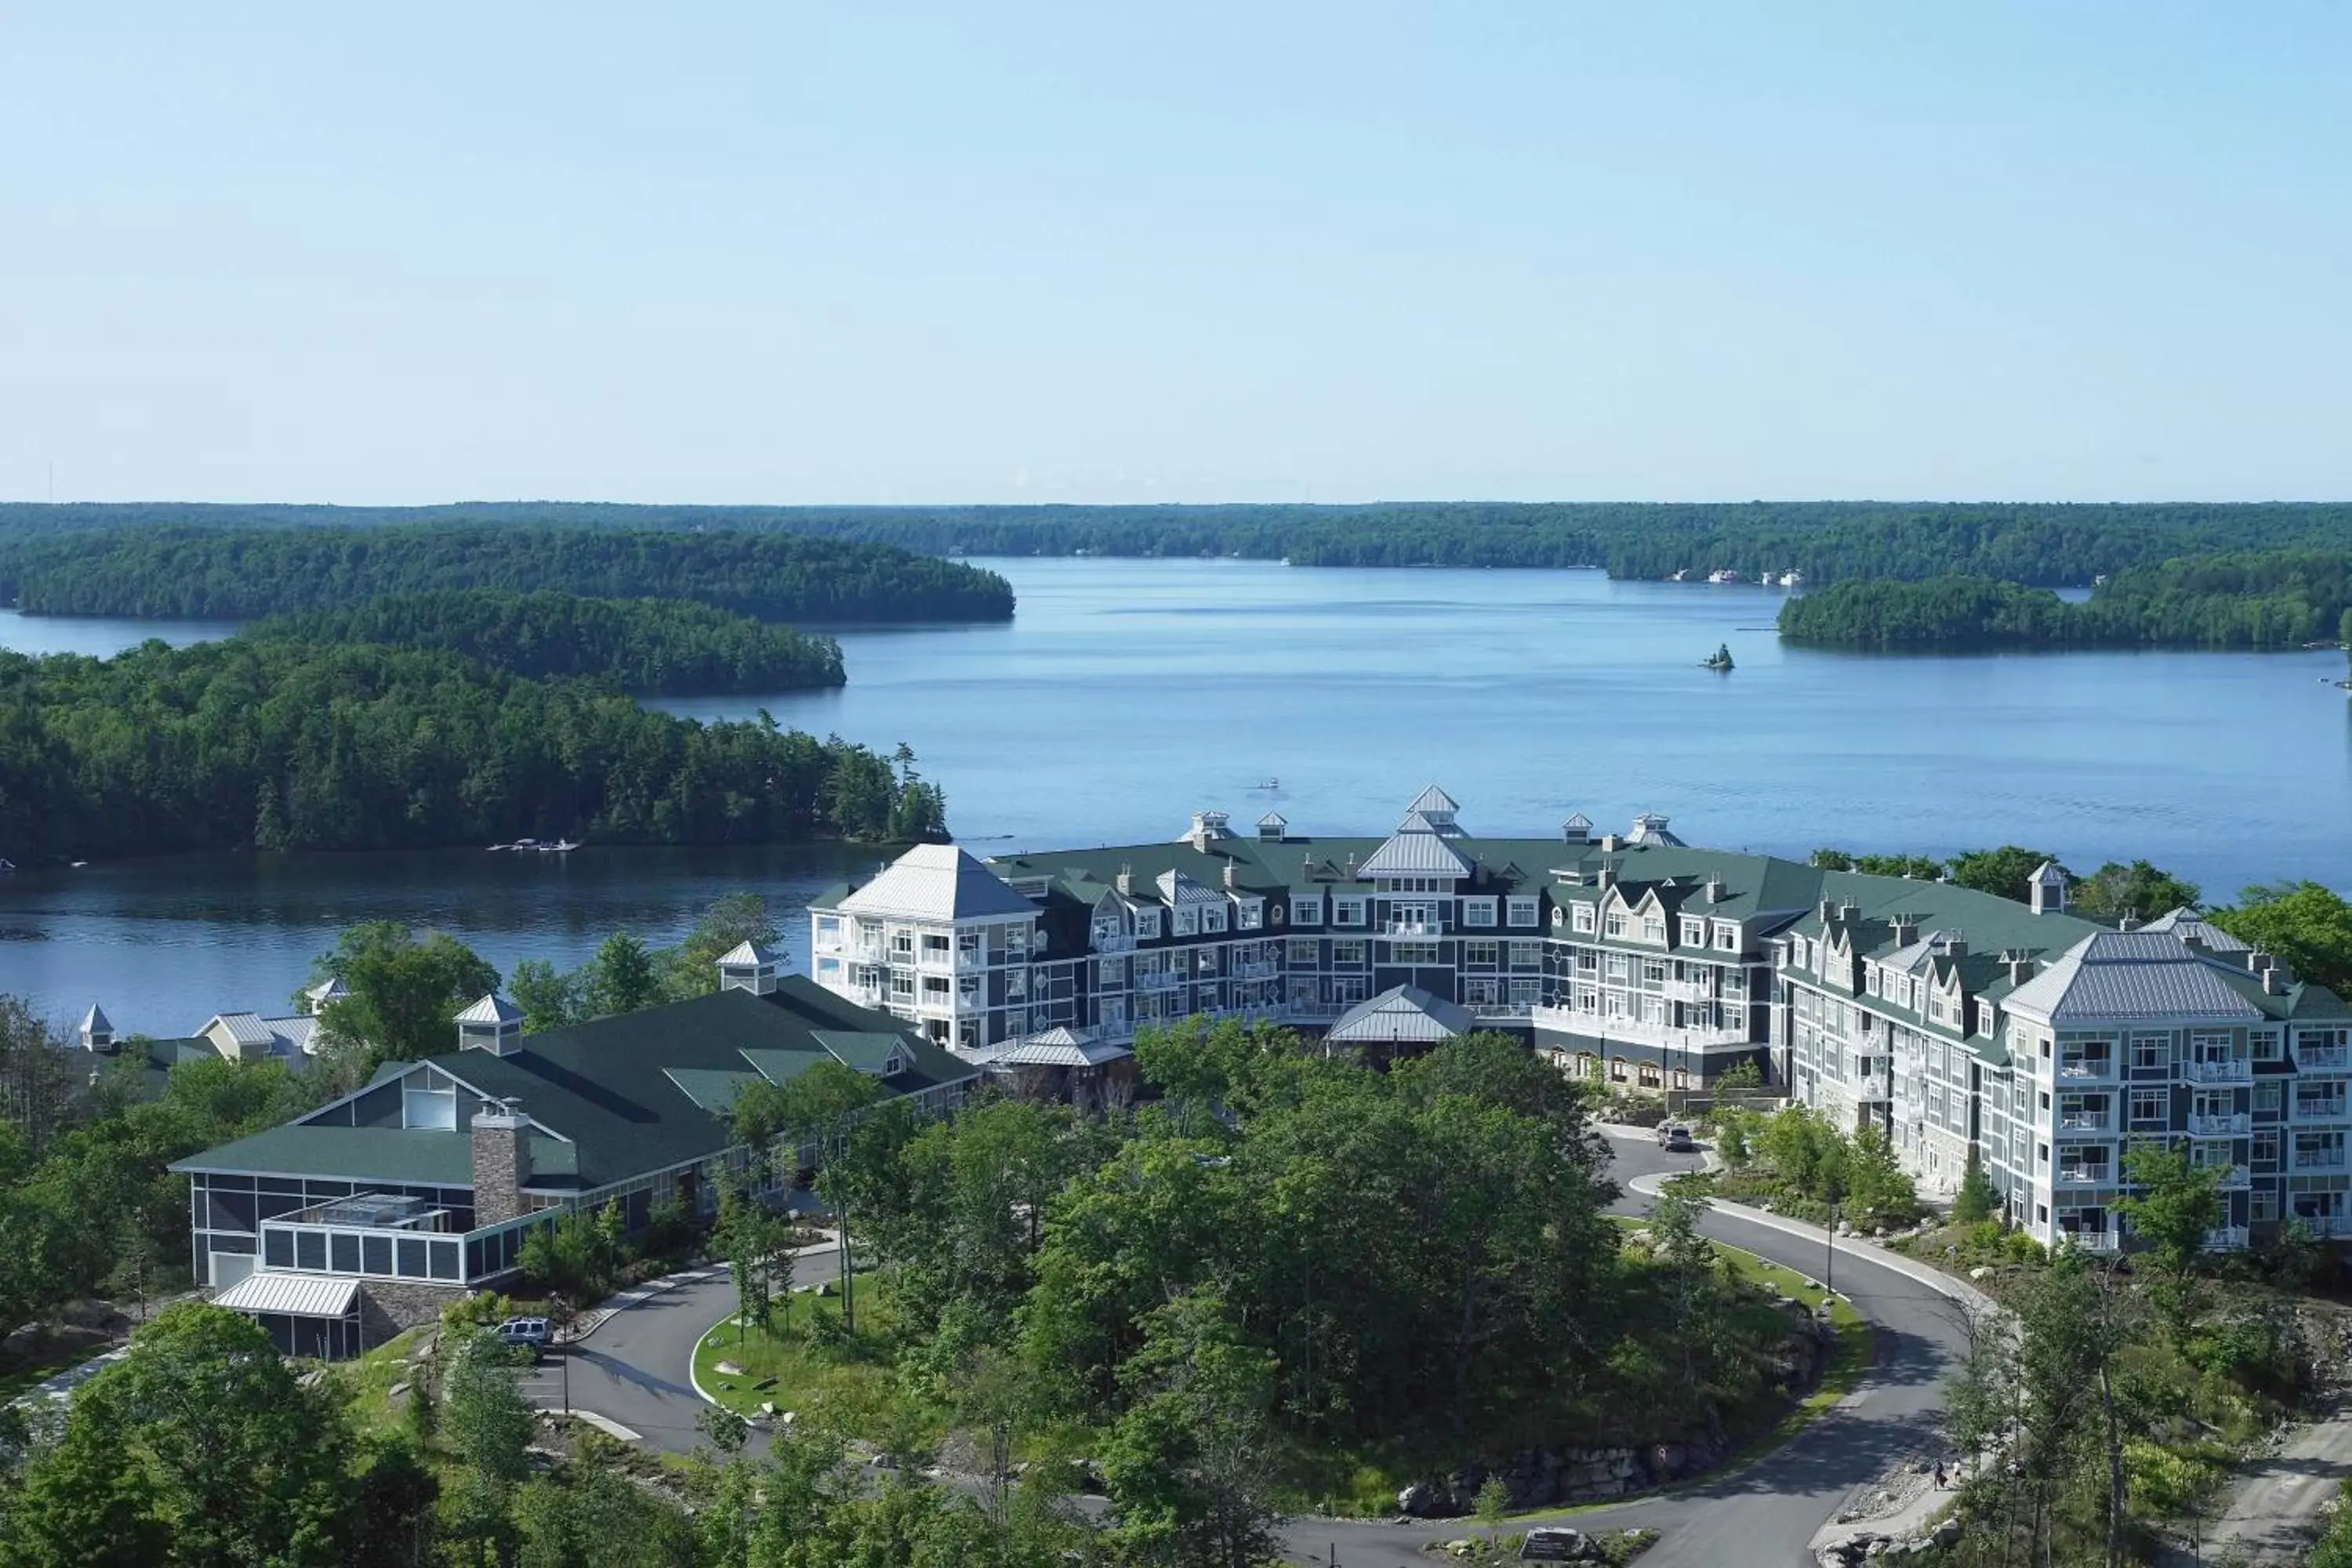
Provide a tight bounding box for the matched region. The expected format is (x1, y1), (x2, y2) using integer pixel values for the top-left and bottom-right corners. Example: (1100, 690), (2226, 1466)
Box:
(2292, 1212), (2352, 1237)
(2182, 1058), (2252, 1083)
(2186, 1112), (2252, 1137)
(1092, 931), (1134, 954)
(1528, 1005), (1754, 1052)
(2060, 1229), (2121, 1254)
(2057, 1058), (2116, 1080)
(2057, 1112), (2111, 1133)
(2294, 1099), (2352, 1123)
(1135, 972), (1179, 992)
(2296, 1046), (2352, 1069)
(2210, 1164), (2252, 1189)
(1385, 919), (1439, 938)
(2201, 1225), (2251, 1251)
(2292, 1149), (2348, 1171)
(2055, 1166), (2114, 1188)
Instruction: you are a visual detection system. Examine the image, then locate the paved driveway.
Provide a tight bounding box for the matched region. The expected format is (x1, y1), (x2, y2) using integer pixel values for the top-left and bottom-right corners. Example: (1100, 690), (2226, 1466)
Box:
(550, 1136), (1970, 1568)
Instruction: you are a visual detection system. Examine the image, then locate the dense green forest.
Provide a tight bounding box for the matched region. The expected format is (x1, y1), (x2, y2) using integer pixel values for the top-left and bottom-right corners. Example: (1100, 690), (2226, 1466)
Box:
(0, 524), (1013, 623)
(6, 499), (2348, 586)
(248, 590), (844, 695)
(1778, 551), (2352, 650)
(0, 637), (946, 860)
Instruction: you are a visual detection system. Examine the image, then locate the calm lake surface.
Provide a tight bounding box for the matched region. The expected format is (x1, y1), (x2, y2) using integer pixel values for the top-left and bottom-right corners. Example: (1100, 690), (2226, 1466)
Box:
(3, 561), (2348, 1035)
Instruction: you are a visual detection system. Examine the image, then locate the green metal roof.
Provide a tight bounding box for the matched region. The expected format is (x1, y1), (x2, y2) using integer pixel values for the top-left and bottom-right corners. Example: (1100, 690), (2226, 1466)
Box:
(173, 1126), (477, 1185)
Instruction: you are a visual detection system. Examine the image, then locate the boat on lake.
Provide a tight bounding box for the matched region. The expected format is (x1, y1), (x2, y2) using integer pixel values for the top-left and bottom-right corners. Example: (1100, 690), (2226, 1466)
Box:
(1704, 644), (1735, 672)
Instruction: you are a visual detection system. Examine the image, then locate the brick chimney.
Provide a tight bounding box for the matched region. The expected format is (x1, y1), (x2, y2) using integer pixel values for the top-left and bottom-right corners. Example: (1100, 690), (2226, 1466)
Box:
(470, 1098), (531, 1228)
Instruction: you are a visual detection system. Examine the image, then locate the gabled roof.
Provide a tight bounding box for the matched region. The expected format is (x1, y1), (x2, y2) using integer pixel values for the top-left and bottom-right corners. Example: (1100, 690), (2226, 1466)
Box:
(2139, 908), (2252, 953)
(176, 978), (978, 1196)
(1359, 828), (1472, 878)
(209, 1012), (276, 1047)
(1406, 784), (1460, 816)
(1155, 869), (1225, 907)
(305, 977), (349, 1007)
(718, 941), (782, 966)
(456, 994), (524, 1025)
(1327, 984), (1475, 1044)
(2005, 932), (2267, 1023)
(993, 1026), (1134, 1069)
(839, 844), (1036, 920)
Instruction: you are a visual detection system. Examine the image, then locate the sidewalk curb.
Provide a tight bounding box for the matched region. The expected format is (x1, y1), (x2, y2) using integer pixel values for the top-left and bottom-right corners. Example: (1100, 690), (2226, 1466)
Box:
(561, 1232), (838, 1344)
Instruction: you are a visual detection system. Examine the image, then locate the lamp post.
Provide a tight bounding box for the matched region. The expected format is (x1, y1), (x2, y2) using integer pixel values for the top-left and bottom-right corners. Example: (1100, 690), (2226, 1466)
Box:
(1824, 1200), (1837, 1302)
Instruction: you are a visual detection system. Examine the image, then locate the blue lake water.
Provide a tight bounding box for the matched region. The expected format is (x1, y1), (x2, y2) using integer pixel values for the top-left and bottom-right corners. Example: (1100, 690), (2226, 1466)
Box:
(2, 560), (2347, 1036)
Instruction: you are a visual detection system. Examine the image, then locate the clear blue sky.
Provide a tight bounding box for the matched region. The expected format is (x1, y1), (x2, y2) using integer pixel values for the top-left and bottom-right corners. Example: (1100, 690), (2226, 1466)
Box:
(2, 3), (2346, 506)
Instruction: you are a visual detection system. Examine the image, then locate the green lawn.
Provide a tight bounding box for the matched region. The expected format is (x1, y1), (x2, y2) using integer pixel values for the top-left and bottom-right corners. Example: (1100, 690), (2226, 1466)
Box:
(691, 1274), (943, 1450)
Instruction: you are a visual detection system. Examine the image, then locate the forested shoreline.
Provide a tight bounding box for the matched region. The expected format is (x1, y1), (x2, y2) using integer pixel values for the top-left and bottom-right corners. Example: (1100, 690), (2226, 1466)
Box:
(0, 524), (1013, 623)
(1778, 553), (2352, 652)
(0, 637), (946, 860)
(6, 500), (2350, 587)
(248, 590), (845, 695)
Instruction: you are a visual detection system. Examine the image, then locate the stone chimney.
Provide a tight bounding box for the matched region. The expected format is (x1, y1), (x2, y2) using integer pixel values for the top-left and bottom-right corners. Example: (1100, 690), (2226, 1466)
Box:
(1222, 862), (1238, 889)
(1940, 934), (1969, 959)
(2029, 861), (2067, 916)
(456, 994), (523, 1054)
(1115, 865), (1134, 898)
(1705, 876), (1726, 903)
(1838, 902), (1860, 923)
(470, 1098), (531, 1227)
(2180, 932), (2207, 953)
(1890, 916), (1918, 946)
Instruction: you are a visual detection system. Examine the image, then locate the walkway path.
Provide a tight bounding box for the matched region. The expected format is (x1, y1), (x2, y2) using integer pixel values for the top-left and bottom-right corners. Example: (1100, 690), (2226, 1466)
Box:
(2190, 1399), (2352, 1566)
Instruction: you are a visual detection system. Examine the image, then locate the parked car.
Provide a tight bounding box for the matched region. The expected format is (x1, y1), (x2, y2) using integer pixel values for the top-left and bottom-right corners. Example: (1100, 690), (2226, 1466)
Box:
(1655, 1123), (1697, 1152)
(494, 1316), (552, 1361)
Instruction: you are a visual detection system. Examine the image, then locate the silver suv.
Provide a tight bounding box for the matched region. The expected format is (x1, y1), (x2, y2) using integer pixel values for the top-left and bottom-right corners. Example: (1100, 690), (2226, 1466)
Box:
(1654, 1122), (1696, 1152)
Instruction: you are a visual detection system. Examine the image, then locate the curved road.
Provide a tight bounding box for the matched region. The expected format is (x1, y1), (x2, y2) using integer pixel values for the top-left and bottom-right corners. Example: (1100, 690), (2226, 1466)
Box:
(539, 1134), (1969, 1567)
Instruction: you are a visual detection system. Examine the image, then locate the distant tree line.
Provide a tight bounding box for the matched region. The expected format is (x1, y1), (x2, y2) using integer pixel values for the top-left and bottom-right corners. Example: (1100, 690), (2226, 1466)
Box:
(0, 637), (947, 860)
(1778, 553), (2352, 651)
(0, 524), (1014, 623)
(248, 590), (845, 695)
(7, 500), (2350, 586)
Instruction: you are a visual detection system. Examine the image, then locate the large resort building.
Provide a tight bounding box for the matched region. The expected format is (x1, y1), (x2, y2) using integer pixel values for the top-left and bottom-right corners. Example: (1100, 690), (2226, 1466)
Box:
(812, 788), (2352, 1257)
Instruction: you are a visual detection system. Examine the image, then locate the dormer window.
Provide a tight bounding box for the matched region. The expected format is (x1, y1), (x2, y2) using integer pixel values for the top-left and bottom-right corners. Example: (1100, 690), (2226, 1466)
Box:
(1605, 910), (1628, 937)
(1574, 904), (1597, 934)
(1679, 917), (1704, 946)
(1135, 907), (1163, 939)
(1507, 897), (1539, 927)
(1464, 898), (1497, 927)
(1201, 906), (1225, 934)
(1174, 908), (1199, 938)
(1291, 897), (1322, 925)
(1714, 921), (1738, 952)
(1641, 916), (1666, 944)
(1237, 900), (1262, 930)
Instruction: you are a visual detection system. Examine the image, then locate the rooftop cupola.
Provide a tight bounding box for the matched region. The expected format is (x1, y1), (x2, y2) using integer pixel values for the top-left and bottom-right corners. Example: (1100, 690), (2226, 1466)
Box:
(1185, 811), (1234, 851)
(1256, 811), (1287, 842)
(302, 976), (350, 1015)
(1403, 785), (1464, 837)
(2029, 861), (2067, 916)
(78, 1002), (116, 1054)
(717, 941), (781, 996)
(1626, 812), (1686, 848)
(1562, 813), (1592, 844)
(456, 993), (524, 1055)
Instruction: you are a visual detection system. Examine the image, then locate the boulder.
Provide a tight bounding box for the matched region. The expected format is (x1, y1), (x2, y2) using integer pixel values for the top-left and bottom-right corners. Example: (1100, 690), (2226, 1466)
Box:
(1396, 1482), (1446, 1517)
(715, 1360), (746, 1377)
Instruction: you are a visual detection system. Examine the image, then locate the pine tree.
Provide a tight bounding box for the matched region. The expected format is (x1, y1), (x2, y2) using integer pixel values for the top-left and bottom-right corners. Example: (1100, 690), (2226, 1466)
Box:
(1953, 1145), (2000, 1225)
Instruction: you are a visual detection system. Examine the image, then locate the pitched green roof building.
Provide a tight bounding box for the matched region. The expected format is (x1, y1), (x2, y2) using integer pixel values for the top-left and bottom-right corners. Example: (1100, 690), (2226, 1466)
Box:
(811, 789), (2352, 1254)
(172, 967), (975, 1355)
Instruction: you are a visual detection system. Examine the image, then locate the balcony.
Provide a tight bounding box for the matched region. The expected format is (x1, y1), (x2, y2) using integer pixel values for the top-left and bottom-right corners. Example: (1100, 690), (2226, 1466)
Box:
(2057, 1057), (2117, 1081)
(2292, 1212), (2352, 1237)
(1232, 960), (1279, 980)
(2055, 1165), (2114, 1188)
(2058, 1228), (2121, 1254)
(2292, 1149), (2348, 1171)
(2057, 1112), (2111, 1134)
(1135, 971), (1180, 992)
(2201, 1225), (2251, 1252)
(2293, 1099), (2352, 1123)
(1385, 919), (1439, 938)
(2298, 1044), (2352, 1069)
(2182, 1058), (2252, 1083)
(1528, 1005), (1753, 1052)
(2186, 1111), (2252, 1137)
(1091, 931), (1135, 955)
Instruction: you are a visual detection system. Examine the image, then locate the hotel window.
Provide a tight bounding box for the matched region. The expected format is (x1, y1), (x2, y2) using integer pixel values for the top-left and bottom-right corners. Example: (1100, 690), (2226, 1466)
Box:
(2252, 1189), (2278, 1221)
(1574, 988), (1598, 1014)
(1603, 909), (1627, 937)
(1509, 978), (1541, 1007)
(1715, 922), (1739, 952)
(1391, 942), (1440, 964)
(2255, 1080), (2282, 1112)
(2130, 1033), (2169, 1070)
(1722, 1004), (1745, 1032)
(1508, 897), (1540, 927)
(1642, 916), (1667, 943)
(1237, 902), (1262, 931)
(2253, 1033), (2283, 1062)
(1575, 950), (1598, 972)
(1333, 941), (1367, 967)
(1509, 942), (1542, 970)
(1464, 898), (1497, 927)
(1680, 918), (1705, 946)
(1605, 993), (1630, 1020)
(1604, 953), (1630, 981)
(1334, 898), (1367, 927)
(922, 976), (950, 999)
(1288, 938), (1319, 965)
(1640, 959), (1668, 989)
(1135, 908), (1162, 938)
(1465, 940), (1500, 967)
(1465, 978), (1503, 1007)
(2129, 1088), (2167, 1127)
(2253, 1130), (2281, 1166)
(1641, 995), (1666, 1025)
(891, 931), (916, 957)
(1573, 904), (1596, 933)
(1291, 898), (1321, 925)
(891, 974), (916, 999)
(922, 932), (952, 956)
(1201, 906), (1225, 933)
(1174, 909), (1199, 937)
(1863, 966), (1881, 997)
